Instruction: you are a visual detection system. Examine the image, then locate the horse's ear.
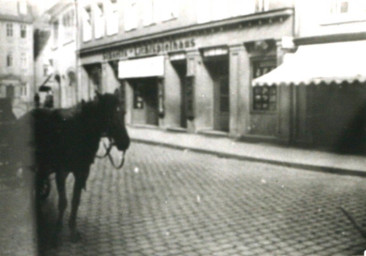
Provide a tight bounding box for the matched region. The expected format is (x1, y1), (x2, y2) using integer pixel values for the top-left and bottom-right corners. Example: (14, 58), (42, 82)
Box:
(94, 90), (101, 99)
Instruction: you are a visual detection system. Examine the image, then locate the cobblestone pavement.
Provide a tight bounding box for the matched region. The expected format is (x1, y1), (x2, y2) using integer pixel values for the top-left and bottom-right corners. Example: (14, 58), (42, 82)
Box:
(39, 142), (366, 256)
(0, 166), (37, 256)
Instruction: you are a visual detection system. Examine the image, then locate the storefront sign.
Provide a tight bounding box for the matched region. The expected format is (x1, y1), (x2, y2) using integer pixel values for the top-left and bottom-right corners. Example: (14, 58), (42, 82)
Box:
(103, 38), (195, 60)
(118, 56), (165, 79)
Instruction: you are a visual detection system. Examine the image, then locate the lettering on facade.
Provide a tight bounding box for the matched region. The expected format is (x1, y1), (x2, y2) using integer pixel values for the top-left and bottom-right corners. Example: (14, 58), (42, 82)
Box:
(103, 38), (195, 60)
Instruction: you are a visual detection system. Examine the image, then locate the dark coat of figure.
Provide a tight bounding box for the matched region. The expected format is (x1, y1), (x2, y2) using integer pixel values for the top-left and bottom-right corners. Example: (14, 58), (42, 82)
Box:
(10, 92), (130, 242)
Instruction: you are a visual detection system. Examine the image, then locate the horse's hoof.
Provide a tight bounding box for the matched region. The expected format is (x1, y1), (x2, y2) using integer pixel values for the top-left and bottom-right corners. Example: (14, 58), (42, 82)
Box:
(51, 233), (62, 248)
(70, 231), (82, 243)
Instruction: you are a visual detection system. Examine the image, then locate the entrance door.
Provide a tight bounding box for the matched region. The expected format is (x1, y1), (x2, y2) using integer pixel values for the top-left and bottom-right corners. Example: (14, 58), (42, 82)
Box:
(206, 58), (229, 132)
(173, 62), (187, 128)
(131, 78), (159, 126)
(214, 75), (229, 132)
(143, 80), (159, 126)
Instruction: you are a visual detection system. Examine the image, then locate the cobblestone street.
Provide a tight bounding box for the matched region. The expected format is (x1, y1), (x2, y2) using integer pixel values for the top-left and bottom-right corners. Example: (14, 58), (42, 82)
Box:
(39, 142), (366, 256)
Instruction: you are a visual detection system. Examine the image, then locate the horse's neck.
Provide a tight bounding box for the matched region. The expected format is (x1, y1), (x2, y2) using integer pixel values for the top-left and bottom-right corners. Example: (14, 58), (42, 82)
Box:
(79, 103), (106, 143)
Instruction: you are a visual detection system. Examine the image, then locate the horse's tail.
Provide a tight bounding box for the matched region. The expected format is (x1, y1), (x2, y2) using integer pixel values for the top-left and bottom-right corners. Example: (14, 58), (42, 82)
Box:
(339, 207), (366, 238)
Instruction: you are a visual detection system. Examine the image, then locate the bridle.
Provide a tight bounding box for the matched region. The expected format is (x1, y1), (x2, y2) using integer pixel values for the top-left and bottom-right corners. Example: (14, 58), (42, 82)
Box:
(95, 106), (126, 170)
(96, 138), (126, 169)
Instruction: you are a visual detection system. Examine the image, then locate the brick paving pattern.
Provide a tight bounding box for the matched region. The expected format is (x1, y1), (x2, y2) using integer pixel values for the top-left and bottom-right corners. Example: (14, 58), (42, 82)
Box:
(0, 166), (37, 256)
(39, 142), (366, 256)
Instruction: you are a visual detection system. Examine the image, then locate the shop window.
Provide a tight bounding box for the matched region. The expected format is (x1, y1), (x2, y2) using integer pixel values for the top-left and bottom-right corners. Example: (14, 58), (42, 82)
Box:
(20, 24), (26, 38)
(185, 76), (195, 120)
(133, 87), (144, 109)
(116, 82), (126, 112)
(6, 23), (13, 37)
(252, 59), (276, 112)
(158, 79), (164, 117)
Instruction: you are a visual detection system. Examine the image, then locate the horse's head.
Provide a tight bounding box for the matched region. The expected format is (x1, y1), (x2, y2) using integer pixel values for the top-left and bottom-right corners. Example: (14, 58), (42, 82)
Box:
(95, 92), (130, 151)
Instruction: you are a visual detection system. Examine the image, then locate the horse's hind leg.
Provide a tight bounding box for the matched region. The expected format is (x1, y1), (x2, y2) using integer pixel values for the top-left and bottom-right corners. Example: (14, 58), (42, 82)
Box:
(55, 171), (68, 233)
(69, 170), (88, 242)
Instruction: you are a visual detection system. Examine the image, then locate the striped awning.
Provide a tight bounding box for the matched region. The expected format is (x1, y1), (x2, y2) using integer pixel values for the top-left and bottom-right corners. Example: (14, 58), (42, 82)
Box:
(253, 40), (366, 86)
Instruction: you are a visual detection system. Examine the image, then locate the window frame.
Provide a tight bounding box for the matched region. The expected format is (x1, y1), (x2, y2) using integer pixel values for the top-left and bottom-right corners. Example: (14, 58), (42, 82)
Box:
(106, 0), (119, 35)
(6, 53), (13, 67)
(52, 20), (59, 47)
(20, 24), (26, 38)
(250, 56), (278, 114)
(323, 0), (366, 24)
(94, 2), (105, 39)
(6, 23), (13, 37)
(82, 6), (92, 42)
(124, 0), (138, 31)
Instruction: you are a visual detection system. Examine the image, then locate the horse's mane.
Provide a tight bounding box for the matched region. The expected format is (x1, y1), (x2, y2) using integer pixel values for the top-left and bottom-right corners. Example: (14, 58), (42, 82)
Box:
(56, 98), (99, 121)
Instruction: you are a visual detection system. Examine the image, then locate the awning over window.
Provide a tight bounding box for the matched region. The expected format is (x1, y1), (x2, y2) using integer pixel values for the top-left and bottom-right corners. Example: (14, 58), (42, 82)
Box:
(252, 40), (366, 86)
(118, 55), (165, 79)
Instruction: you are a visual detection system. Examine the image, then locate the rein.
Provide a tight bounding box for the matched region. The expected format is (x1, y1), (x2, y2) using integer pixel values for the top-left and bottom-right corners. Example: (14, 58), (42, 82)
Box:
(96, 137), (126, 170)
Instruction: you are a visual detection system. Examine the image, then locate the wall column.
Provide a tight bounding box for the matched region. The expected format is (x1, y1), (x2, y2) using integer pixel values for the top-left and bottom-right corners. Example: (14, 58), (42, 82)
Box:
(186, 49), (213, 133)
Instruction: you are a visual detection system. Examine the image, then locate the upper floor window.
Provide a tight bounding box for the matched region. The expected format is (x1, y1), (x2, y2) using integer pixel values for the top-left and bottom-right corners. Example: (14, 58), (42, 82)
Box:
(142, 0), (154, 26)
(107, 0), (119, 35)
(155, 0), (177, 22)
(62, 9), (75, 43)
(21, 52), (27, 68)
(328, 0), (366, 21)
(94, 3), (105, 38)
(20, 24), (26, 38)
(82, 6), (92, 41)
(7, 53), (13, 67)
(53, 21), (59, 46)
(255, 0), (269, 12)
(19, 0), (27, 14)
(6, 23), (13, 37)
(197, 0), (258, 23)
(124, 0), (138, 31)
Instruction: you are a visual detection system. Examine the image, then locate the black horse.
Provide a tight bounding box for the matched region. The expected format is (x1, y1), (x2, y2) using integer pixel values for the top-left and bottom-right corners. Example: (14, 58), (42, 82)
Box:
(10, 92), (130, 242)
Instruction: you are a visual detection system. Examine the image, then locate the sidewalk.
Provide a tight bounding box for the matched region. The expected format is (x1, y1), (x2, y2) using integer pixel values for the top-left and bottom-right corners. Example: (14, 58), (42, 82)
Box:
(0, 165), (38, 256)
(127, 125), (366, 176)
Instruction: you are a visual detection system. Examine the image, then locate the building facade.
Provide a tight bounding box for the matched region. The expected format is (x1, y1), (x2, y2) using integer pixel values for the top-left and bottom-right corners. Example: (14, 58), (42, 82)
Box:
(0, 0), (34, 116)
(34, 0), (77, 108)
(78, 0), (295, 141)
(254, 0), (366, 152)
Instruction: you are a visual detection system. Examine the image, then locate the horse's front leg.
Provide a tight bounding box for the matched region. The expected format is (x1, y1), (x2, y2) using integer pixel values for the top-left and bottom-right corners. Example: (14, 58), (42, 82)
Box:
(69, 169), (89, 242)
(55, 171), (68, 233)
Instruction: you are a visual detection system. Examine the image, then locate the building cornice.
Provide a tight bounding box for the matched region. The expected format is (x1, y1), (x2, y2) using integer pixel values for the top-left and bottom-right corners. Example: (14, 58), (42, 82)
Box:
(79, 8), (294, 56)
(0, 13), (33, 23)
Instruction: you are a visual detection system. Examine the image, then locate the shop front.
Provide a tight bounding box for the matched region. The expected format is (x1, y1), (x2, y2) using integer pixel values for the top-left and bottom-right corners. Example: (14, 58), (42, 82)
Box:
(79, 8), (295, 140)
(118, 55), (164, 126)
(253, 38), (366, 152)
